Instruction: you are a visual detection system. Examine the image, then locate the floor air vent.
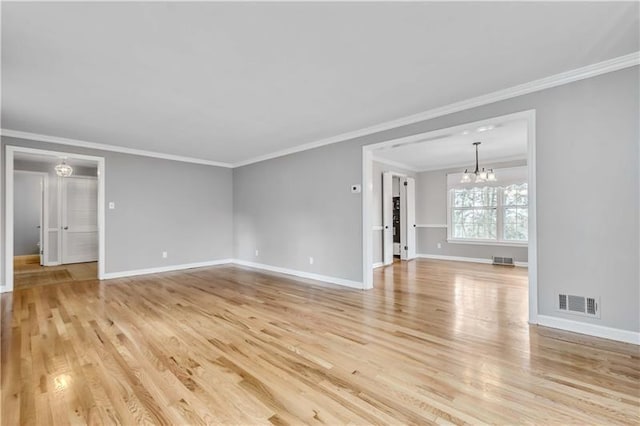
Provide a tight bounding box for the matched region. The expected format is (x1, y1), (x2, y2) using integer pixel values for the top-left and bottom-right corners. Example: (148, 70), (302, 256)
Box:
(492, 256), (514, 266)
(557, 293), (600, 318)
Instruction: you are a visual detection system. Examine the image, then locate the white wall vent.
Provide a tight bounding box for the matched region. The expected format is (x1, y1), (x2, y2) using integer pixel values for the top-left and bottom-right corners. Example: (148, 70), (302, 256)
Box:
(492, 256), (514, 266)
(557, 293), (600, 318)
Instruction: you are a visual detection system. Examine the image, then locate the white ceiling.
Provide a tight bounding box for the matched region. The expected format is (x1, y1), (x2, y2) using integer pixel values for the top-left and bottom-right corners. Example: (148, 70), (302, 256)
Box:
(374, 118), (527, 172)
(2, 2), (638, 165)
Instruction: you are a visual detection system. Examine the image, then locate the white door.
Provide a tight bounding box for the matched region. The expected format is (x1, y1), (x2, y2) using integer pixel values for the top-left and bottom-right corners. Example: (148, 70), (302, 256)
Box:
(401, 177), (416, 260)
(405, 177), (416, 260)
(62, 177), (98, 264)
(39, 178), (45, 265)
(382, 172), (394, 265)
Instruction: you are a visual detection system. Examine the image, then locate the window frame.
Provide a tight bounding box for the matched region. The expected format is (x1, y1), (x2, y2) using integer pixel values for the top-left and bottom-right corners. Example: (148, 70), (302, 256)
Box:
(447, 184), (528, 247)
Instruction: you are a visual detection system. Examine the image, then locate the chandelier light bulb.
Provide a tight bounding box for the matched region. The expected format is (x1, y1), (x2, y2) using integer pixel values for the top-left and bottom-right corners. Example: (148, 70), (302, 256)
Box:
(55, 159), (73, 177)
(460, 169), (471, 183)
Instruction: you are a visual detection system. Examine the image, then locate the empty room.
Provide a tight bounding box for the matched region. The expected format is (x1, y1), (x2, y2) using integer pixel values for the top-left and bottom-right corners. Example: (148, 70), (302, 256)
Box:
(1, 2), (638, 425)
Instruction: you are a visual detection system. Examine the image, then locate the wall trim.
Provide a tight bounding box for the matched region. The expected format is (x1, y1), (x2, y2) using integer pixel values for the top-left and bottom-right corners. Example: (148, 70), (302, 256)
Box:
(372, 262), (384, 269)
(446, 239), (528, 248)
(416, 224), (447, 228)
(415, 154), (528, 173)
(235, 52), (639, 167)
(1, 129), (234, 168)
(232, 259), (364, 289)
(372, 225), (384, 231)
(537, 315), (640, 345)
(417, 253), (528, 267)
(101, 259), (234, 280)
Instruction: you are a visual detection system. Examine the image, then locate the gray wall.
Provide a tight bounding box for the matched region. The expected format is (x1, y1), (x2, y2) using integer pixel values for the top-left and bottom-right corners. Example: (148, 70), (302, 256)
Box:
(415, 160), (528, 263)
(233, 66), (639, 333)
(233, 141), (362, 280)
(2, 137), (234, 276)
(14, 172), (41, 256)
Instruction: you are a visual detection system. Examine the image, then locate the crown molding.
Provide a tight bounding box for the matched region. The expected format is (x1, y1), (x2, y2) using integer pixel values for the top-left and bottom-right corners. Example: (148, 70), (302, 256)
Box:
(416, 154), (528, 173)
(0, 129), (234, 168)
(2, 52), (637, 169)
(233, 51), (640, 168)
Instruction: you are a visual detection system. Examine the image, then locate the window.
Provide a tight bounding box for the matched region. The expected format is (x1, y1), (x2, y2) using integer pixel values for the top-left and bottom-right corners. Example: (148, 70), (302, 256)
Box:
(503, 183), (528, 242)
(448, 182), (528, 245)
(451, 187), (497, 240)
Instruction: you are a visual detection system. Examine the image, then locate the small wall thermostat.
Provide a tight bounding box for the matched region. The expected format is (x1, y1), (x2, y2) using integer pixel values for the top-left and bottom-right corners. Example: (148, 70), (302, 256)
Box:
(351, 184), (362, 193)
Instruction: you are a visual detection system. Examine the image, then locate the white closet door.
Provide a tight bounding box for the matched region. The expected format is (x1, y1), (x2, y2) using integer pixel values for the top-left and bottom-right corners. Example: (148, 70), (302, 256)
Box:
(382, 172), (394, 265)
(62, 177), (98, 264)
(405, 177), (417, 260)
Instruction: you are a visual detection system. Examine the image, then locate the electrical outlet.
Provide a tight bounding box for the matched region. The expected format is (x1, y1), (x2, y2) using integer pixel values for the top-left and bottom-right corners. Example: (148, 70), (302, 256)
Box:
(309, 257), (314, 265)
(162, 251), (168, 258)
(255, 249), (259, 257)
(108, 201), (115, 210)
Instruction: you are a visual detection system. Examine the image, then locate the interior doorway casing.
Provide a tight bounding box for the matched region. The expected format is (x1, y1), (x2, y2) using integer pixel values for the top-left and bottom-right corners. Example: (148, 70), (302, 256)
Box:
(362, 110), (538, 324)
(3, 145), (106, 292)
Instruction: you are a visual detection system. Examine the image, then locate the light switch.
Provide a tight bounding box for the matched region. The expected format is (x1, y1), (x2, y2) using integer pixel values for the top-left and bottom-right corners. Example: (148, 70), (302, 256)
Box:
(108, 202), (115, 210)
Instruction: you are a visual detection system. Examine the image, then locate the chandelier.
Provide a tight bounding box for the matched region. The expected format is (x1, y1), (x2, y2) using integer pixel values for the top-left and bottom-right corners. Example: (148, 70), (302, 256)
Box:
(55, 159), (73, 177)
(461, 142), (496, 183)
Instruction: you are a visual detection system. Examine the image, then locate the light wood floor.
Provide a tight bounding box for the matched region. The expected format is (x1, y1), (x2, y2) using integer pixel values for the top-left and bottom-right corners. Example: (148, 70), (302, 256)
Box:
(1, 259), (638, 424)
(14, 261), (98, 290)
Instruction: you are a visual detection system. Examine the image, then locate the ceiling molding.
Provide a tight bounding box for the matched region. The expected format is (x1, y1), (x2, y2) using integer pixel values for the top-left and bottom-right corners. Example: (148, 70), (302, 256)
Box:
(371, 156), (420, 173)
(0, 129), (234, 168)
(415, 154), (528, 173)
(2, 52), (637, 169)
(232, 51), (639, 168)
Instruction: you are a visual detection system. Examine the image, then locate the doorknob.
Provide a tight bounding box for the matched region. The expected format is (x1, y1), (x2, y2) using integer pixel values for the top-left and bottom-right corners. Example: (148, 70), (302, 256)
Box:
(385, 225), (389, 229)
(63, 226), (69, 230)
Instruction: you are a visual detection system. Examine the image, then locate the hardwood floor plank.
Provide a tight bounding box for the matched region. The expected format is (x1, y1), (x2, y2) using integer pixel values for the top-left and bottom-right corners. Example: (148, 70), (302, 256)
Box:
(2, 259), (639, 424)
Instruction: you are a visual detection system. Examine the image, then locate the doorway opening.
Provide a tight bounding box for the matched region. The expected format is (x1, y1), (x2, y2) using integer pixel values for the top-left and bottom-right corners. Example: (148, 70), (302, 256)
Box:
(380, 172), (416, 266)
(5, 146), (106, 291)
(362, 110), (537, 324)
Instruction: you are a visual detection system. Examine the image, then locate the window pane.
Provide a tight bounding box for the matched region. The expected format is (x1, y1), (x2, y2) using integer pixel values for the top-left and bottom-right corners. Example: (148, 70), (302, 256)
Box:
(454, 189), (473, 207)
(504, 183), (528, 206)
(504, 207), (528, 241)
(451, 186), (498, 241)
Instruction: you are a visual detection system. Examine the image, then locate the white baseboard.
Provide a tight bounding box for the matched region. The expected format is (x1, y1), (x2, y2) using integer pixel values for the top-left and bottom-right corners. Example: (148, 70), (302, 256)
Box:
(537, 315), (639, 345)
(372, 262), (384, 269)
(417, 253), (528, 267)
(101, 259), (233, 280)
(232, 259), (364, 289)
(26, 256), (362, 290)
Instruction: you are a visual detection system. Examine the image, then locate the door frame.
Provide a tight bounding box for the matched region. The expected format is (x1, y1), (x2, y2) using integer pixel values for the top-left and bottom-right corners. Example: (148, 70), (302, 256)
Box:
(362, 109), (538, 324)
(13, 170), (49, 266)
(3, 145), (106, 292)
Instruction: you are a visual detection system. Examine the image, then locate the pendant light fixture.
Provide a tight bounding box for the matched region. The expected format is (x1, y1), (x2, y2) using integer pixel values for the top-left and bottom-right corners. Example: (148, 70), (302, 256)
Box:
(461, 142), (496, 184)
(55, 158), (73, 177)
